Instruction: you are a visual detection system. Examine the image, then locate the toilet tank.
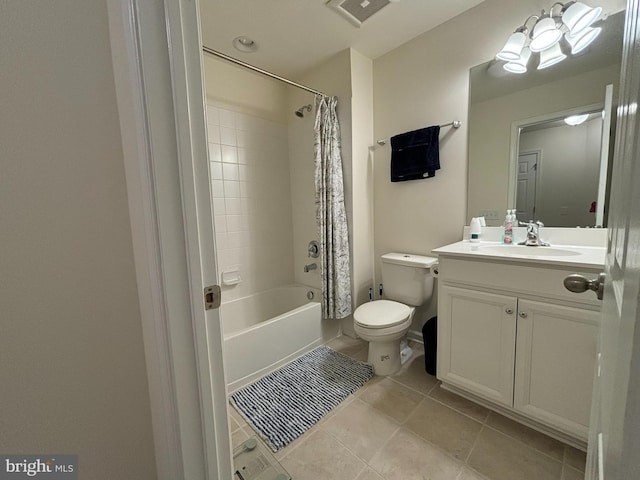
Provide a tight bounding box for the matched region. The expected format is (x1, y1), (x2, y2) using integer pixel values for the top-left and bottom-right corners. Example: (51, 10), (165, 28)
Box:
(381, 253), (438, 306)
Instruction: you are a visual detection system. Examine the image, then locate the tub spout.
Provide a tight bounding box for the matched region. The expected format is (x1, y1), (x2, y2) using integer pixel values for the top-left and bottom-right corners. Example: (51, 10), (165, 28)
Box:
(304, 263), (317, 273)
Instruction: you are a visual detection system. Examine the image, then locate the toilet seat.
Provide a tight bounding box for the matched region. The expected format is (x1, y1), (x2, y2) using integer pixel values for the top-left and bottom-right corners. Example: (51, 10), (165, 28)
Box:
(354, 300), (412, 329)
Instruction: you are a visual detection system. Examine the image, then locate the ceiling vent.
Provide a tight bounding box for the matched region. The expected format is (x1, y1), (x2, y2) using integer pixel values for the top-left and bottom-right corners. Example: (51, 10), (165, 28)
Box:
(327, 0), (397, 27)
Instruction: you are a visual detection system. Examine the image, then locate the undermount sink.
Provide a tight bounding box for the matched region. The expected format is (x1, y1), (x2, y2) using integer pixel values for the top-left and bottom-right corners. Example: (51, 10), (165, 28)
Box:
(480, 245), (582, 257)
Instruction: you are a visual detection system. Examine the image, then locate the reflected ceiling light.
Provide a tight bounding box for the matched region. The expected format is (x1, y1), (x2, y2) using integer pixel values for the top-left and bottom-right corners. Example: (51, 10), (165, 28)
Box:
(496, 1), (603, 74)
(538, 43), (567, 69)
(565, 26), (602, 54)
(232, 36), (258, 53)
(564, 113), (590, 125)
(504, 48), (532, 74)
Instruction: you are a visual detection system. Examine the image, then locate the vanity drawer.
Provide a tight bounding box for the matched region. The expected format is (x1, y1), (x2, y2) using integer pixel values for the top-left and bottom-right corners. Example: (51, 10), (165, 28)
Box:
(438, 256), (602, 308)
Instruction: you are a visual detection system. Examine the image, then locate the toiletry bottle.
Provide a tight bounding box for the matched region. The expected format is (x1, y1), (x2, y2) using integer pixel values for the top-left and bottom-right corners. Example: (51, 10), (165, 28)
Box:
(470, 217), (481, 243)
(503, 211), (513, 244)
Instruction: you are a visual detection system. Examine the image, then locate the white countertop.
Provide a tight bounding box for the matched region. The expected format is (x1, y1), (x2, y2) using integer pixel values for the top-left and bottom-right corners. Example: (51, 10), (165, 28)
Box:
(432, 240), (606, 269)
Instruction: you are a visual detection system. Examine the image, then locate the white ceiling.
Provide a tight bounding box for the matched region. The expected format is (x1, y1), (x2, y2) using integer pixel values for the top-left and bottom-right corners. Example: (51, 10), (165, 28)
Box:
(199, 0), (485, 78)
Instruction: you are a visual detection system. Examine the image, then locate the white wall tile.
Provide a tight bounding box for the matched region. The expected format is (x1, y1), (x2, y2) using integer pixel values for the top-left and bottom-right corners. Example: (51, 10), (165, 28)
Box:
(219, 108), (236, 128)
(225, 198), (242, 215)
(206, 105), (219, 125)
(211, 179), (225, 198)
(215, 232), (229, 251)
(214, 215), (227, 234)
(208, 143), (222, 163)
(223, 163), (239, 181)
(210, 161), (223, 180)
(237, 147), (248, 165)
(226, 214), (243, 233)
(220, 126), (237, 146)
(221, 145), (238, 164)
(207, 124), (221, 144)
(212, 197), (226, 215)
(206, 101), (295, 300)
(224, 180), (241, 198)
(236, 130), (248, 148)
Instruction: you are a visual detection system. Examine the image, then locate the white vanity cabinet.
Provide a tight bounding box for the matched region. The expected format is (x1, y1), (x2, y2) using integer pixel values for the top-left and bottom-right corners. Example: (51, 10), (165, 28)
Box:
(435, 252), (602, 447)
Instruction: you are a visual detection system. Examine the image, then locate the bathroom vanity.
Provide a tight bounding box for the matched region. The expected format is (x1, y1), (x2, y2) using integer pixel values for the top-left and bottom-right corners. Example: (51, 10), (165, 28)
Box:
(433, 237), (605, 449)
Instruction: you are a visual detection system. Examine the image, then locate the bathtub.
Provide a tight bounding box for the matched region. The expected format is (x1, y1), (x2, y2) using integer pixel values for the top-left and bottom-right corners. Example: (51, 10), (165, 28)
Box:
(222, 284), (323, 391)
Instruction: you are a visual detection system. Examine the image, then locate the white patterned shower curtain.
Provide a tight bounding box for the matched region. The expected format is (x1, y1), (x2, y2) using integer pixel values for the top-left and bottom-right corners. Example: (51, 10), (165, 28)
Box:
(313, 95), (352, 320)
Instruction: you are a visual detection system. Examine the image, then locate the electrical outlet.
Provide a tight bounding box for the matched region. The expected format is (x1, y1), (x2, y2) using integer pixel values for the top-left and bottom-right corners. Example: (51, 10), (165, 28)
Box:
(479, 210), (498, 220)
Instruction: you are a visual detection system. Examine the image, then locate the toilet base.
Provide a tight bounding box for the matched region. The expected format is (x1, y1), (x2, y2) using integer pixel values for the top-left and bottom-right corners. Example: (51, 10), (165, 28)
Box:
(367, 339), (402, 376)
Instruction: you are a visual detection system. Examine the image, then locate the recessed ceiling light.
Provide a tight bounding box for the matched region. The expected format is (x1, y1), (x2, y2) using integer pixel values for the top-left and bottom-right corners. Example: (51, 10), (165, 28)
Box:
(565, 114), (590, 126)
(232, 36), (258, 53)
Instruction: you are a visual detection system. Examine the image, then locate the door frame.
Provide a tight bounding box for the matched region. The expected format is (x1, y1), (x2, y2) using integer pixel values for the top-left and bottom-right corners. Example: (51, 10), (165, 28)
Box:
(107, 0), (230, 479)
(516, 149), (541, 222)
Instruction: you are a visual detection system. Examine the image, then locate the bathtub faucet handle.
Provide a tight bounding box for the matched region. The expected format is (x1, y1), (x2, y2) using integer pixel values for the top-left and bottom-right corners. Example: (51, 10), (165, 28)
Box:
(304, 263), (317, 273)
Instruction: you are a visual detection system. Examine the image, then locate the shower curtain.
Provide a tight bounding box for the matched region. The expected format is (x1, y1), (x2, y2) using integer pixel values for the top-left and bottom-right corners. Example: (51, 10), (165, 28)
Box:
(314, 95), (352, 320)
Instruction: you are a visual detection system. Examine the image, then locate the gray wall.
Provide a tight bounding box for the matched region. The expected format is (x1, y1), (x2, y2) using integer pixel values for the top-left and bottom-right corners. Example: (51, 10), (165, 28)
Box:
(0, 1), (157, 478)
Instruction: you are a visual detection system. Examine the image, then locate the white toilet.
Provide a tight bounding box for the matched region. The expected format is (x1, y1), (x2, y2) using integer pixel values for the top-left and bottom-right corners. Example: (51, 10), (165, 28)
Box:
(354, 253), (438, 376)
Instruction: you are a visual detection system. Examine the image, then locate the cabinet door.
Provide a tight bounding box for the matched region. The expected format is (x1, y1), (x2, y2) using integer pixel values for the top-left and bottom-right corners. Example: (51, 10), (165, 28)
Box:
(514, 299), (599, 441)
(438, 285), (517, 407)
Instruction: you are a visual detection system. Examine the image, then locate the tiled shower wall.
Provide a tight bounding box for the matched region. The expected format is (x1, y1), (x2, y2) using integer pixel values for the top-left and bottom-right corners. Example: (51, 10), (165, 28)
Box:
(206, 103), (295, 302)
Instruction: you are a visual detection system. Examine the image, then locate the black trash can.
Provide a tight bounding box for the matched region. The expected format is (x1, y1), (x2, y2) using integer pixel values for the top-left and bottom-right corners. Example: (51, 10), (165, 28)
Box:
(422, 316), (437, 376)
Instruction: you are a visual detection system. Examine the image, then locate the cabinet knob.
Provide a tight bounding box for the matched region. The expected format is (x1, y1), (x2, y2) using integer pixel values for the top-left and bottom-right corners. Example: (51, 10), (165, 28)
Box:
(505, 308), (514, 314)
(519, 311), (528, 318)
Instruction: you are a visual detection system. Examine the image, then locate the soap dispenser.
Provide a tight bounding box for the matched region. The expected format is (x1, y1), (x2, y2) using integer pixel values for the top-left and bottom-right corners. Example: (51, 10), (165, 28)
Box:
(503, 210), (513, 244)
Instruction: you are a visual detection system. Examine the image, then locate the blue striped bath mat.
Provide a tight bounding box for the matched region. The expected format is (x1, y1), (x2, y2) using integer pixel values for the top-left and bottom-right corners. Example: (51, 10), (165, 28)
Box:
(230, 345), (374, 451)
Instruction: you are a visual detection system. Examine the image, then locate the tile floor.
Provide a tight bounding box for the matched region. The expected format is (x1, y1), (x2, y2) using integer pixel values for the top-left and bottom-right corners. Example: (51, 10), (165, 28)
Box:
(228, 336), (586, 480)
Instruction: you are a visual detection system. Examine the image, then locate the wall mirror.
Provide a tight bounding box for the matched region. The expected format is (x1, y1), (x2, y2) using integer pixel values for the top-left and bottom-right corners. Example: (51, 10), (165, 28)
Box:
(467, 10), (624, 227)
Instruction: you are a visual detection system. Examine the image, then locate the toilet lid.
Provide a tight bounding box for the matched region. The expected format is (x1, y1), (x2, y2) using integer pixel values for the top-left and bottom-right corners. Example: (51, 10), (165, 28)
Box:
(354, 300), (412, 329)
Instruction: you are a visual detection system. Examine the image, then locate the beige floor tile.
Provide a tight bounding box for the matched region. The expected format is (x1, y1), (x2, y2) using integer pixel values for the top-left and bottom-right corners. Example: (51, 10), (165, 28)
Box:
(350, 345), (369, 363)
(486, 412), (565, 461)
(279, 429), (366, 480)
(457, 466), (491, 480)
(228, 404), (246, 427)
(354, 466), (385, 480)
(390, 352), (438, 395)
(231, 427), (250, 449)
(468, 427), (563, 480)
(562, 465), (585, 480)
(428, 384), (491, 423)
(369, 427), (463, 480)
(358, 377), (424, 423)
(564, 446), (587, 472)
(229, 414), (242, 432)
(321, 398), (400, 462)
(326, 335), (367, 357)
(405, 397), (483, 460)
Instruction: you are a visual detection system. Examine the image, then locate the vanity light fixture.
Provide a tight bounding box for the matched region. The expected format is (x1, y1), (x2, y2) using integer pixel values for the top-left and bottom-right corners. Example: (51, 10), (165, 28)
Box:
(497, 2), (603, 74)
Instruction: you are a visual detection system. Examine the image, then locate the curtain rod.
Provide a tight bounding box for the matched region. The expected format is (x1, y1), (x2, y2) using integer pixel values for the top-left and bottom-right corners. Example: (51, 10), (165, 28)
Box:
(375, 120), (462, 146)
(202, 46), (328, 98)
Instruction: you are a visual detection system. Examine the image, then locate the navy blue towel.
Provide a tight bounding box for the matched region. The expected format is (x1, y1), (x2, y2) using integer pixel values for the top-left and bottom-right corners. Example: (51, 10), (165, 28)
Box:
(390, 126), (441, 182)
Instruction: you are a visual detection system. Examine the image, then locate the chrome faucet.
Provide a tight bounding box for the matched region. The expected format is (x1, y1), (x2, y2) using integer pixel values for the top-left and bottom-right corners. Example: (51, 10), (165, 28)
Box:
(519, 221), (549, 246)
(304, 263), (317, 273)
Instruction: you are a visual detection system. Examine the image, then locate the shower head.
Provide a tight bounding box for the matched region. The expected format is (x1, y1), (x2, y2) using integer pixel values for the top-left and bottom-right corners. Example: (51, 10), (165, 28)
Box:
(295, 104), (313, 118)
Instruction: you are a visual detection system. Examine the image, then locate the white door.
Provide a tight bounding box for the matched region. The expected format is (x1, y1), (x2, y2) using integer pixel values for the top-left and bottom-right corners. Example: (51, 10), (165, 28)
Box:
(583, 2), (640, 478)
(516, 151), (539, 222)
(595, 84), (614, 227)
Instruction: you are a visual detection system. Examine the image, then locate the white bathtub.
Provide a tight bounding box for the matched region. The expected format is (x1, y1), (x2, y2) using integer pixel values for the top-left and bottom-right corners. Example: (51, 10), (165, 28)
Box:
(222, 284), (323, 391)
